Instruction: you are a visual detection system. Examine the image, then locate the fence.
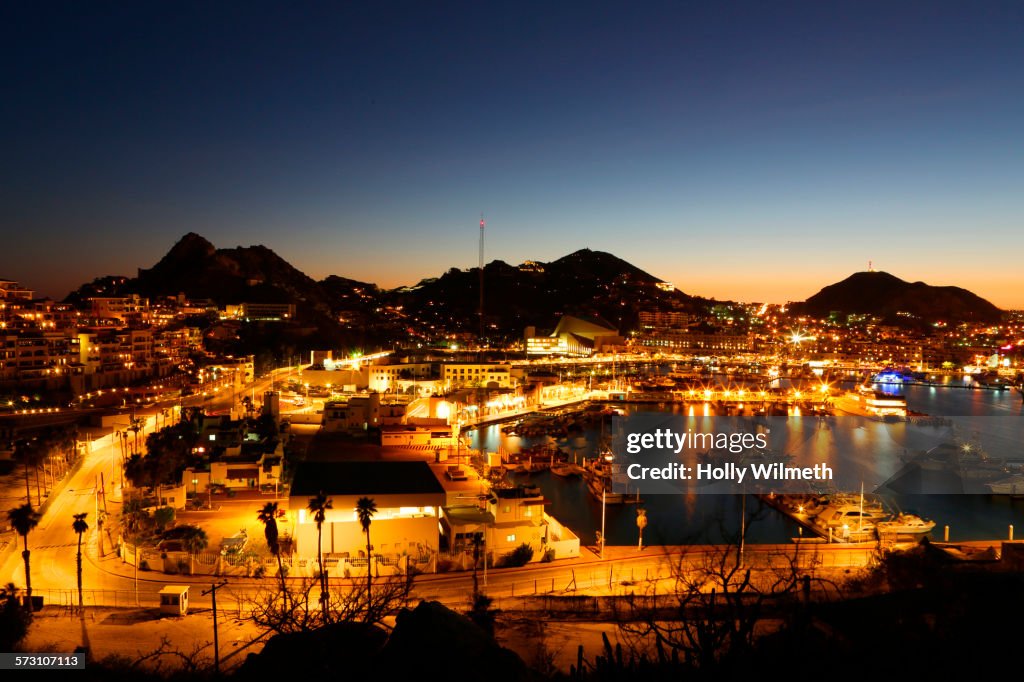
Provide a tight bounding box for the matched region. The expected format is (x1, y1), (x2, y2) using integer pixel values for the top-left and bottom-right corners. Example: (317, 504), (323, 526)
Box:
(29, 588), (158, 610)
(119, 540), (432, 578)
(415, 546), (877, 612)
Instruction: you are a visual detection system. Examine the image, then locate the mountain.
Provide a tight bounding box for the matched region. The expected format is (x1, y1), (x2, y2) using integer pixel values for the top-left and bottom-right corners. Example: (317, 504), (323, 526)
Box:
(64, 232), (347, 316)
(388, 248), (703, 337)
(134, 233), (332, 311)
(64, 237), (701, 346)
(795, 271), (1002, 324)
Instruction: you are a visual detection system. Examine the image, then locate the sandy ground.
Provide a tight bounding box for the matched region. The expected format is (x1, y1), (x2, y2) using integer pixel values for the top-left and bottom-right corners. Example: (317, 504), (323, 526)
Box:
(21, 606), (269, 672)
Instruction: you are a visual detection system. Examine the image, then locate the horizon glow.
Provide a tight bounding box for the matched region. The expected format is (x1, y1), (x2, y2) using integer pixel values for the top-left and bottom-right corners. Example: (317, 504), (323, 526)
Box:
(2, 3), (1023, 307)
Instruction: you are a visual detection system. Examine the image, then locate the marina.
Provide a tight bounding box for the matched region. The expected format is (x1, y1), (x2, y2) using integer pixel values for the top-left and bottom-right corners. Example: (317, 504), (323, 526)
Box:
(759, 491), (936, 545)
(468, 377), (1024, 547)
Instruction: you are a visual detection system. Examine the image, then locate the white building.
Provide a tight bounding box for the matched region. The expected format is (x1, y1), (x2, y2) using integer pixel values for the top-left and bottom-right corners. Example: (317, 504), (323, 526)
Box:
(442, 363), (511, 389)
(288, 461), (446, 572)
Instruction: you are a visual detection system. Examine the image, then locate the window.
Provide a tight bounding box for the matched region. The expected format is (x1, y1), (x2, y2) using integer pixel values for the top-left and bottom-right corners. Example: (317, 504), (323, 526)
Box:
(503, 505), (510, 513)
(506, 534), (516, 542)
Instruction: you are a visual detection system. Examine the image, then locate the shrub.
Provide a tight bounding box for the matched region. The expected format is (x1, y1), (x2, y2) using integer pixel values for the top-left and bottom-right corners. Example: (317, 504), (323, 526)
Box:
(541, 548), (555, 563)
(0, 585), (31, 651)
(499, 543), (534, 568)
(153, 506), (175, 532)
(467, 593), (496, 636)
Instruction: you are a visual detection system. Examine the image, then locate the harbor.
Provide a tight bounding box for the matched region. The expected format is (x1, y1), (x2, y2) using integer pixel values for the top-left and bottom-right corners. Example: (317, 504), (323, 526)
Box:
(758, 490), (936, 546)
(468, 377), (1024, 549)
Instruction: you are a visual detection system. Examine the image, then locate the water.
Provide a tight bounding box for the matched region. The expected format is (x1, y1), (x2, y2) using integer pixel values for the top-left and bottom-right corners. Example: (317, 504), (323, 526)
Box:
(876, 381), (1024, 542)
(467, 380), (1024, 545)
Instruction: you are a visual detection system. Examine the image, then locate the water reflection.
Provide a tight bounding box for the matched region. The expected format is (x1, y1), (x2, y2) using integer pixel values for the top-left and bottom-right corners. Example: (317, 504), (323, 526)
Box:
(465, 380), (1024, 544)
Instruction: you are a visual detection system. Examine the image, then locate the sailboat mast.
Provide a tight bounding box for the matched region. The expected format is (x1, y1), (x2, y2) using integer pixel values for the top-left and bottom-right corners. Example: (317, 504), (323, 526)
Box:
(859, 481), (864, 532)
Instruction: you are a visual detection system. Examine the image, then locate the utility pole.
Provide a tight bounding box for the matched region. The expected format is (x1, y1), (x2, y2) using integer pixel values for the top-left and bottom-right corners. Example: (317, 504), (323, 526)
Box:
(99, 473), (107, 514)
(133, 544), (139, 606)
(94, 476), (105, 556)
(202, 581), (228, 674)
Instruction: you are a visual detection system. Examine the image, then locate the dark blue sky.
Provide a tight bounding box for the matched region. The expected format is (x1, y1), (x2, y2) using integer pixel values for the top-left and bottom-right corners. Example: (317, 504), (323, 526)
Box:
(3, 1), (1023, 305)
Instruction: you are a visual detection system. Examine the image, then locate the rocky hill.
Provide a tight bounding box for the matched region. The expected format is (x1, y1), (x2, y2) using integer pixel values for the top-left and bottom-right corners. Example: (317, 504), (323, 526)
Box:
(795, 271), (1002, 325)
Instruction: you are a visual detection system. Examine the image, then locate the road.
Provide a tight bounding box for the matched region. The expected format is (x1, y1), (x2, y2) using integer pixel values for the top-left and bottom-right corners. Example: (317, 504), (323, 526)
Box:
(11, 527), (880, 613)
(0, 366), (295, 606)
(0, 414), (154, 604)
(2, 363), (880, 613)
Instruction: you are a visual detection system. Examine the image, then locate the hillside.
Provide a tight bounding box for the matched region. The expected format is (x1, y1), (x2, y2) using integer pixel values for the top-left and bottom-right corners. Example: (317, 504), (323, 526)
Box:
(386, 248), (703, 337)
(64, 236), (704, 345)
(795, 271), (1002, 324)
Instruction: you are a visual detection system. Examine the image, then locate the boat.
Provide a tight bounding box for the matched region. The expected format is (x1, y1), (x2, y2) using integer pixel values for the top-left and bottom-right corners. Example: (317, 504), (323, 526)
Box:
(874, 513), (936, 541)
(582, 454), (636, 504)
(586, 474), (628, 503)
(902, 445), (950, 472)
(668, 369), (703, 381)
(871, 368), (915, 384)
(957, 445), (1009, 481)
(766, 493), (829, 520)
(810, 494), (887, 542)
(550, 463), (579, 478)
(985, 474), (1024, 495)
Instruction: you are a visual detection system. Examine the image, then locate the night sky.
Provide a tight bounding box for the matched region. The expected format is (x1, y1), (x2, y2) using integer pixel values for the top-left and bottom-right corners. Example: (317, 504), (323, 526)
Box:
(2, 1), (1023, 306)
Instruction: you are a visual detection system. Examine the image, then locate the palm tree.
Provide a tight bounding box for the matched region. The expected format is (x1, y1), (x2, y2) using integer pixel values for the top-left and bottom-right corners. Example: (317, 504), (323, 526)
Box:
(72, 513), (89, 610)
(355, 496), (377, 610)
(8, 504), (41, 611)
(12, 439), (41, 505)
(307, 492), (332, 620)
(58, 426), (79, 476)
(177, 525), (209, 575)
(257, 502), (288, 598)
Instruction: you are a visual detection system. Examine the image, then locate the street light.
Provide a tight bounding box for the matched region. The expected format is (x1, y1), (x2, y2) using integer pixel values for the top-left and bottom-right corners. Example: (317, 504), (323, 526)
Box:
(636, 507), (647, 551)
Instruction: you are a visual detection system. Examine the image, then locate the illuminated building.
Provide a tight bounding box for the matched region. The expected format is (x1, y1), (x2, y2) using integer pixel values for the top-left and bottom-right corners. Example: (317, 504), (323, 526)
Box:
(524, 315), (622, 357)
(288, 461), (446, 572)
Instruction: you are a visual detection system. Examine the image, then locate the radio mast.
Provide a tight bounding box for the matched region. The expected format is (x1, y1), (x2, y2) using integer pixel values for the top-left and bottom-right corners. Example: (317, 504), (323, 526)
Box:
(478, 214), (485, 347)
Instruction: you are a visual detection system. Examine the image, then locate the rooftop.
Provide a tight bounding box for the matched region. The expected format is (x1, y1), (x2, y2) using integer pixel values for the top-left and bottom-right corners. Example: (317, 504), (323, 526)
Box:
(496, 485), (543, 499)
(442, 506), (495, 525)
(290, 460), (446, 497)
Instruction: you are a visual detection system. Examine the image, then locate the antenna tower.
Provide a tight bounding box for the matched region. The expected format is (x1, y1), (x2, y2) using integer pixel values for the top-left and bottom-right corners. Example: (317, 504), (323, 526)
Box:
(479, 215), (485, 346)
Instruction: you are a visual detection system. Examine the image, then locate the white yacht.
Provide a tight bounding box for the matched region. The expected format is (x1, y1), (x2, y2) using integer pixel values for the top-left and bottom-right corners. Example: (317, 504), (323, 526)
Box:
(810, 496), (887, 542)
(986, 474), (1024, 495)
(875, 513), (936, 541)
